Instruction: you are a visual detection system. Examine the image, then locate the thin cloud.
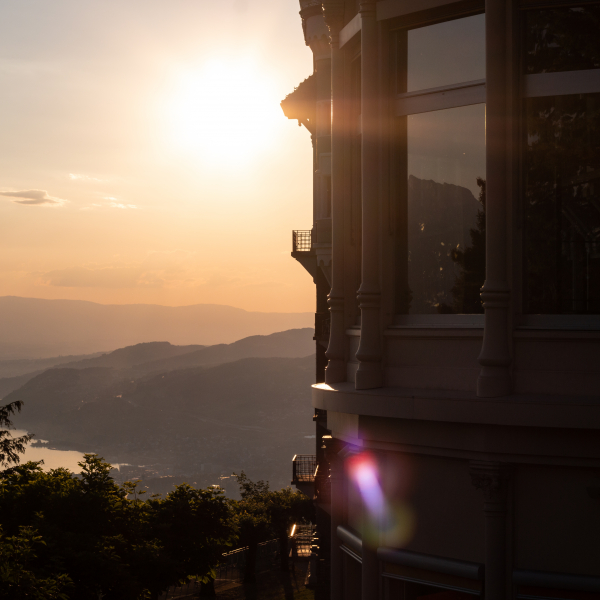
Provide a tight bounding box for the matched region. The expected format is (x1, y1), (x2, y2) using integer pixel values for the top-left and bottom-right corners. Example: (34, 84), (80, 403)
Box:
(0, 189), (68, 206)
(107, 199), (137, 209)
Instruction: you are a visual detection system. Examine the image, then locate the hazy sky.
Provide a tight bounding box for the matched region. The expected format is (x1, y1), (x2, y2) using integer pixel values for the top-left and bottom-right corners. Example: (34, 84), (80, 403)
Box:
(0, 0), (315, 312)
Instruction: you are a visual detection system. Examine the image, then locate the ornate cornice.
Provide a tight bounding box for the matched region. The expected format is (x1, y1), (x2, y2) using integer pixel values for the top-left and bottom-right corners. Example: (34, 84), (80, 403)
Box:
(321, 0), (345, 38)
(299, 0), (323, 19)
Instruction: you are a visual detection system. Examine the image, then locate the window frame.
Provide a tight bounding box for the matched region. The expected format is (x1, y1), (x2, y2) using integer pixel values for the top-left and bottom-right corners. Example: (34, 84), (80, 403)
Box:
(390, 11), (488, 323)
(518, 2), (600, 328)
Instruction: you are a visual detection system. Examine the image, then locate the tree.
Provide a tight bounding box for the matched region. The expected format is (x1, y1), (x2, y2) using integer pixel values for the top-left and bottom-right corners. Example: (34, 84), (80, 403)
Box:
(232, 472), (315, 578)
(149, 483), (236, 598)
(231, 473), (272, 584)
(265, 488), (314, 572)
(0, 525), (72, 599)
(448, 177), (486, 314)
(0, 455), (238, 600)
(0, 400), (33, 469)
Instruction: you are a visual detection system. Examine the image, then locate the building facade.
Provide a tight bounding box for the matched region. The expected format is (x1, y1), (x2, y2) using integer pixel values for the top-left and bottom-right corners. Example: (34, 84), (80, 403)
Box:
(283, 1), (600, 599)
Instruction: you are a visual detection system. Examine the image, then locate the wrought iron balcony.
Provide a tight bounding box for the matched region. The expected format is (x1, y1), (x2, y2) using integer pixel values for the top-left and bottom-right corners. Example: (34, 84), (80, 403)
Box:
(292, 230), (312, 252)
(292, 454), (317, 483)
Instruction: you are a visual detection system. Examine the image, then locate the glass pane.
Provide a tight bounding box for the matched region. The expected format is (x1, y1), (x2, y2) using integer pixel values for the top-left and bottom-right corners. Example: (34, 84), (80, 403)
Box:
(407, 14), (485, 92)
(525, 6), (600, 75)
(405, 104), (486, 314)
(524, 93), (600, 315)
(406, 581), (476, 599)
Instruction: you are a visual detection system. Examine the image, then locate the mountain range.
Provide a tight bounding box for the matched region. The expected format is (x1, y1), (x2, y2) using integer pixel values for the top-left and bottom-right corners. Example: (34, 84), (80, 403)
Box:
(0, 296), (313, 358)
(5, 328), (317, 494)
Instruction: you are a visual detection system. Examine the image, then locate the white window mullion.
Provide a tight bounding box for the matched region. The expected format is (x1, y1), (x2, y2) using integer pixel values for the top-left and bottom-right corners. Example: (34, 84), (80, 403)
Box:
(524, 68), (600, 98)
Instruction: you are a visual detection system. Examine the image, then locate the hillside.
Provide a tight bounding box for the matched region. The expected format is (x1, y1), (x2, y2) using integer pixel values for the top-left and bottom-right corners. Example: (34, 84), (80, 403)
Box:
(0, 352), (104, 379)
(0, 296), (313, 358)
(10, 355), (316, 492)
(130, 328), (315, 373)
(62, 341), (204, 370)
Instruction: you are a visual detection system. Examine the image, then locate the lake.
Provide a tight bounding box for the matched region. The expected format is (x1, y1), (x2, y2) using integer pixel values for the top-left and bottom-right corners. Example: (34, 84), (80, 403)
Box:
(10, 430), (92, 473)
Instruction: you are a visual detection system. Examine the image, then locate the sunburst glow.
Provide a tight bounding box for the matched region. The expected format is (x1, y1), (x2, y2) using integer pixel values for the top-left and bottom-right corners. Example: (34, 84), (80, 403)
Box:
(165, 58), (280, 165)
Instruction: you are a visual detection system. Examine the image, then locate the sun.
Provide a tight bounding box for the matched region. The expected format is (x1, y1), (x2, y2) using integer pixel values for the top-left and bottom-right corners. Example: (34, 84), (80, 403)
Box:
(164, 58), (280, 166)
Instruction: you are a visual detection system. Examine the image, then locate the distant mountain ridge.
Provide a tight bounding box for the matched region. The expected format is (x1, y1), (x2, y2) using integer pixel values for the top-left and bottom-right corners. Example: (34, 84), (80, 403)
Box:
(63, 342), (205, 370)
(130, 328), (316, 374)
(0, 329), (315, 399)
(0, 296), (313, 358)
(0, 352), (104, 379)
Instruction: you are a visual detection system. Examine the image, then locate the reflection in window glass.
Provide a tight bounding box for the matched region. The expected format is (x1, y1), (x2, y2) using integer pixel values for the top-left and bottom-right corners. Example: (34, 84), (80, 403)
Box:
(385, 577), (476, 599)
(406, 14), (485, 92)
(524, 93), (600, 315)
(405, 104), (486, 314)
(525, 6), (600, 75)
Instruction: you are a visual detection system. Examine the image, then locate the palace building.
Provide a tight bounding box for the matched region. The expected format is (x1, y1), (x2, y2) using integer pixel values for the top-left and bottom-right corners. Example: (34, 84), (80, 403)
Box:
(282, 1), (600, 599)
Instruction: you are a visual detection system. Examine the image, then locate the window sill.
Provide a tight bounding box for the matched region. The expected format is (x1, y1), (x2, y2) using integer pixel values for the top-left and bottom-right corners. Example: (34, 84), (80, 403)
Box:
(519, 315), (600, 331)
(392, 314), (484, 328)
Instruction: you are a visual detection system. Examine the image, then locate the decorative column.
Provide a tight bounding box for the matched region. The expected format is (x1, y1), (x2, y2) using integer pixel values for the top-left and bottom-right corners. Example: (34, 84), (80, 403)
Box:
(478, 0), (512, 397)
(323, 0), (347, 384)
(355, 0), (383, 390)
(328, 448), (345, 600)
(470, 461), (511, 600)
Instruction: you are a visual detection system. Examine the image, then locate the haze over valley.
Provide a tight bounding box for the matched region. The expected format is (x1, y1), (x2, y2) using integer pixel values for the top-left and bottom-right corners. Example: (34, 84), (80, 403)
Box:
(2, 310), (317, 497)
(0, 296), (313, 358)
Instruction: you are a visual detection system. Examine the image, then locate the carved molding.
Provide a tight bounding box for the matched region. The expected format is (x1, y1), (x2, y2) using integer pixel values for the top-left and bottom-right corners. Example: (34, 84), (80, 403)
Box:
(322, 0), (345, 37)
(359, 0), (377, 14)
(470, 461), (511, 503)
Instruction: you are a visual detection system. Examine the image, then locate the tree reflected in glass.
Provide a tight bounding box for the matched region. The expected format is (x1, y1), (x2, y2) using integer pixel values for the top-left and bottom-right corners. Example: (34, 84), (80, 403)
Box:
(525, 6), (600, 74)
(524, 93), (600, 314)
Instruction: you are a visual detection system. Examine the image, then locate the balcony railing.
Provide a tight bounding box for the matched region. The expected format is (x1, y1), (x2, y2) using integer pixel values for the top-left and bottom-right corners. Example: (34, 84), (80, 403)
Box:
(292, 230), (312, 252)
(292, 454), (317, 483)
(291, 523), (314, 559)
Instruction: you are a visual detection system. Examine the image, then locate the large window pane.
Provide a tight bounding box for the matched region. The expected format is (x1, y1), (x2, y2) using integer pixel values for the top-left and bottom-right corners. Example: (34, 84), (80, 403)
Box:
(404, 104), (486, 314)
(384, 577), (477, 599)
(524, 93), (600, 314)
(525, 6), (600, 75)
(406, 14), (485, 92)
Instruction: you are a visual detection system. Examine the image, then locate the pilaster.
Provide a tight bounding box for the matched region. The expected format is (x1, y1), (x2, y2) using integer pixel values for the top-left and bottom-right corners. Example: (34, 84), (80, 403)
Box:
(355, 0), (383, 390)
(323, 0), (347, 384)
(478, 0), (512, 397)
(470, 461), (511, 600)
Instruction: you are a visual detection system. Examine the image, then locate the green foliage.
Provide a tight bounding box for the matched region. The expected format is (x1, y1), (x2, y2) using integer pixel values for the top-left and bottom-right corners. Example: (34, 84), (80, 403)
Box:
(0, 525), (72, 599)
(0, 455), (237, 600)
(0, 400), (33, 468)
(231, 472), (314, 578)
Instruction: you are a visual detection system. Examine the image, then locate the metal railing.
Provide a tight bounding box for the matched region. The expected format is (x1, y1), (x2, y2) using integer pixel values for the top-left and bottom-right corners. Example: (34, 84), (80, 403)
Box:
(161, 539), (281, 598)
(214, 539), (280, 583)
(292, 230), (312, 252)
(291, 523), (314, 559)
(292, 454), (317, 483)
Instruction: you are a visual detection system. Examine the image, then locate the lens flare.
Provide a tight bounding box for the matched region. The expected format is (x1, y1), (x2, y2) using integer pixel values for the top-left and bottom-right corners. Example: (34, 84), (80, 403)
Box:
(349, 453), (385, 518)
(346, 451), (416, 548)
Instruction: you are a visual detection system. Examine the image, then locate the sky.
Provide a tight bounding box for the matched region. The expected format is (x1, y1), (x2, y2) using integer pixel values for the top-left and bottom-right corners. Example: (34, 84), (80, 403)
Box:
(0, 0), (315, 313)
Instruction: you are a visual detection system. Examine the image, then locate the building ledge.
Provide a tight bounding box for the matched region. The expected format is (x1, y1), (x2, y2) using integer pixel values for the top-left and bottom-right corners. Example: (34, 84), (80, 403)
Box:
(312, 382), (600, 430)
